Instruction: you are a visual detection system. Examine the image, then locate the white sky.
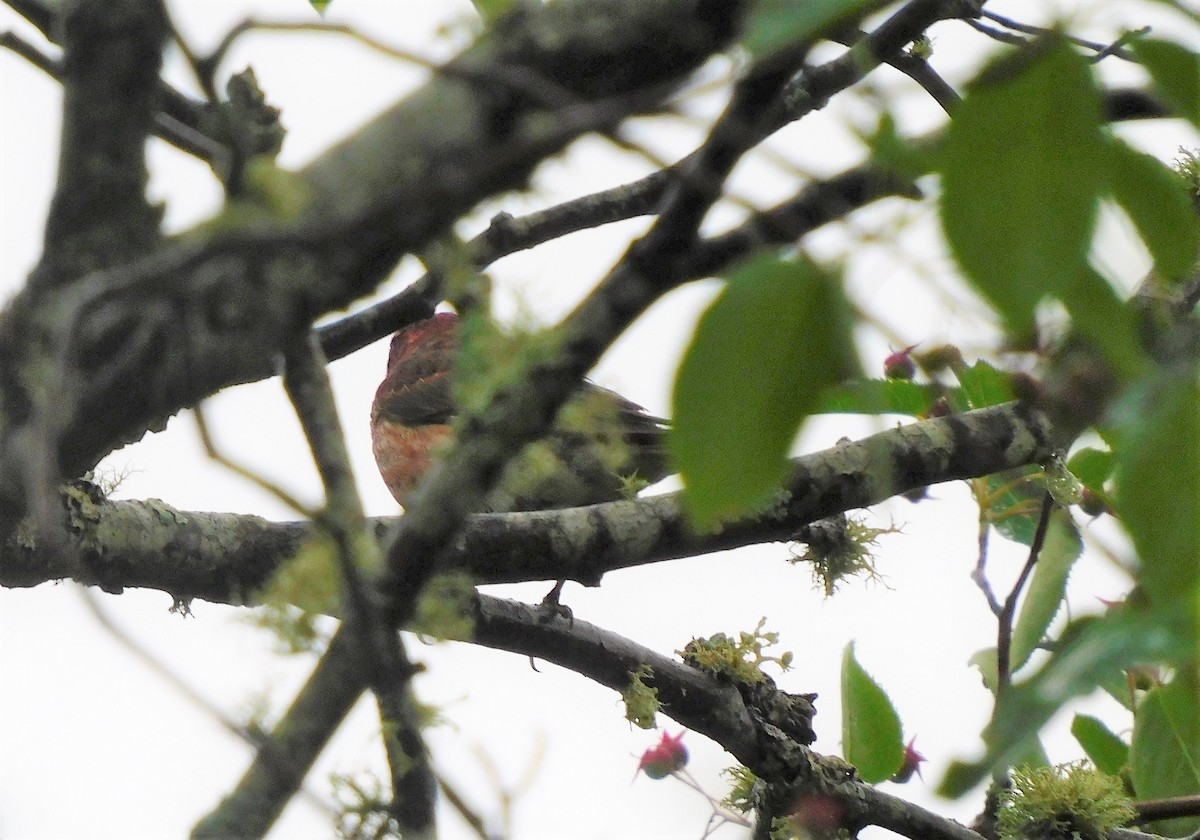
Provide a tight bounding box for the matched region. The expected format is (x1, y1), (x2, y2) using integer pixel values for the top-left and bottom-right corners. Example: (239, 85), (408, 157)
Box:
(1, 2), (1197, 839)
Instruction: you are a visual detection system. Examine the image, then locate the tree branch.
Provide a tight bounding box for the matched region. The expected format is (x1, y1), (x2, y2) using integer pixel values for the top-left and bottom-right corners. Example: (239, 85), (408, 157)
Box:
(1, 401), (1055, 604)
(31, 0), (167, 289)
(278, 333), (437, 838)
(472, 593), (983, 840)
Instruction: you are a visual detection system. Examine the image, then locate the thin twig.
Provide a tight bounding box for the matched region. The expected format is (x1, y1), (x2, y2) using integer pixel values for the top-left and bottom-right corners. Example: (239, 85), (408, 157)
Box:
(972, 512), (1003, 616)
(1134, 793), (1200, 824)
(0, 28), (58, 75)
(201, 17), (583, 111)
(193, 404), (321, 521)
(77, 588), (339, 818)
(996, 493), (1055, 695)
(978, 9), (1138, 61)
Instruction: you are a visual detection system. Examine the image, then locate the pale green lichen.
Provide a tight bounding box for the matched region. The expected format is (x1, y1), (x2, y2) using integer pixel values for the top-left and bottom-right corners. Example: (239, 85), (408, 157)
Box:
(453, 313), (563, 418)
(997, 762), (1136, 840)
(622, 664), (661, 729)
(251, 534), (341, 653)
(681, 617), (793, 684)
(1174, 147), (1200, 207)
(330, 772), (397, 840)
(791, 514), (897, 597)
(721, 765), (757, 814)
(908, 35), (934, 60)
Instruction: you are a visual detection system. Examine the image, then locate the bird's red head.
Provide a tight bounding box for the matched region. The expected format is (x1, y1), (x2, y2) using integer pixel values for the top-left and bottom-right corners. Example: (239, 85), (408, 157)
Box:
(385, 311), (460, 372)
(372, 312), (460, 420)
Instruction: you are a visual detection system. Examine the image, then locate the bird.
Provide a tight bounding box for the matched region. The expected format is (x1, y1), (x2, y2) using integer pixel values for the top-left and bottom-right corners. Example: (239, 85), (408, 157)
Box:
(370, 312), (671, 515)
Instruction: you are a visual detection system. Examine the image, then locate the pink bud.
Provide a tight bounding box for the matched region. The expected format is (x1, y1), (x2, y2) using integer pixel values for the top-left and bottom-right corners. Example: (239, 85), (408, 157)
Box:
(637, 731), (688, 780)
(890, 737), (926, 783)
(884, 344), (919, 380)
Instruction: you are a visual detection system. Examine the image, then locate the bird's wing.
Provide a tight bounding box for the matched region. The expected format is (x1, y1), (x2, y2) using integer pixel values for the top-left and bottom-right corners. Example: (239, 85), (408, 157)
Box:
(375, 370), (457, 426)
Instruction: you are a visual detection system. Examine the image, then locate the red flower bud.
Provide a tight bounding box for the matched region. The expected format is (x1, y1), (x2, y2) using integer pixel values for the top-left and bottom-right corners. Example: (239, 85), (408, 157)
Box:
(890, 737), (926, 783)
(637, 731), (688, 780)
(884, 344), (919, 380)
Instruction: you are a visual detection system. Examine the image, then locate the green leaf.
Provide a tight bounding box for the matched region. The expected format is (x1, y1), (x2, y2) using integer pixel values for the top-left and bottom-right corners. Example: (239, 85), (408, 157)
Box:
(817, 379), (938, 417)
(742, 0), (887, 58)
(1067, 447), (1114, 493)
(956, 360), (1014, 410)
(1059, 266), (1145, 381)
(1130, 669), (1200, 836)
(940, 36), (1106, 337)
(1104, 138), (1200, 281)
(309, 0), (331, 15)
(1010, 511), (1083, 673)
(1131, 37), (1200, 127)
(969, 647), (999, 693)
(870, 112), (938, 181)
(470, 0), (518, 23)
(841, 642), (905, 783)
(1071, 714), (1130, 776)
(672, 254), (857, 528)
(1114, 376), (1200, 617)
(982, 467), (1045, 546)
(939, 607), (1189, 796)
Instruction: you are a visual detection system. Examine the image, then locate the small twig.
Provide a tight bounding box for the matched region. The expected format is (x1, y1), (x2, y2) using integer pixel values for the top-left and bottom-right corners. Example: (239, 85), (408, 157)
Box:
(193, 404), (321, 521)
(995, 492), (1055, 695)
(1091, 27), (1150, 63)
(77, 588), (339, 818)
(201, 17), (582, 112)
(1, 27), (225, 162)
(0, 28), (58, 75)
(828, 29), (961, 114)
(966, 18), (1028, 48)
(1134, 793), (1200, 824)
(972, 512), (1003, 616)
(978, 9), (1138, 61)
(668, 768), (753, 830)
(434, 773), (490, 840)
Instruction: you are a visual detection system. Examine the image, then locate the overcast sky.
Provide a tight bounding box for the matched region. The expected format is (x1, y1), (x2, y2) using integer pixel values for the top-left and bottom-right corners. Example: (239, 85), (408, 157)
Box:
(2, 2), (1198, 839)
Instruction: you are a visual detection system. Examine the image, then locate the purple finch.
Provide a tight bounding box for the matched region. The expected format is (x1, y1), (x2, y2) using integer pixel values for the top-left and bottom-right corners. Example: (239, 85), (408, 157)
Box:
(370, 312), (670, 513)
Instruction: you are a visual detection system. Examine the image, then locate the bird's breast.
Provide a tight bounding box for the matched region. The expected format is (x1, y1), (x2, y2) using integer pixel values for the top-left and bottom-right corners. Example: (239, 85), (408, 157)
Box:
(371, 420), (454, 506)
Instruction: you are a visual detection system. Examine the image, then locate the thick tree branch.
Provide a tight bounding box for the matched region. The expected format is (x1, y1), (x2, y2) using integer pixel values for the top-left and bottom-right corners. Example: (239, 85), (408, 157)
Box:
(31, 0), (167, 289)
(1, 401), (1055, 603)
